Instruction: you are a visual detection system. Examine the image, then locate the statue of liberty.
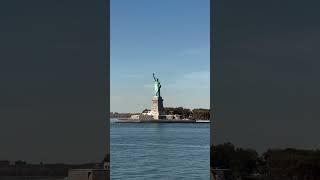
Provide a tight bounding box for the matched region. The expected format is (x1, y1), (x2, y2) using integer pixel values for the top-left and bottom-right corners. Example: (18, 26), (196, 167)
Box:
(153, 73), (161, 97)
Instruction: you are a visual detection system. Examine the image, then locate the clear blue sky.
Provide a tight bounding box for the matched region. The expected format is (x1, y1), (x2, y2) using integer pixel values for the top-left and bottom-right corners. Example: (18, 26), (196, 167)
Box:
(111, 0), (210, 113)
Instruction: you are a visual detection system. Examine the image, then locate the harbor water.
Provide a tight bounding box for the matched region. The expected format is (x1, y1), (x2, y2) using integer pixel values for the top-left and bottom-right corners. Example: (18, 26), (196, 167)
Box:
(111, 119), (210, 179)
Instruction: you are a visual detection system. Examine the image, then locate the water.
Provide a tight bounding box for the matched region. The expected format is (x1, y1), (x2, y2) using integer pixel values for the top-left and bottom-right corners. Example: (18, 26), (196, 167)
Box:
(110, 120), (210, 180)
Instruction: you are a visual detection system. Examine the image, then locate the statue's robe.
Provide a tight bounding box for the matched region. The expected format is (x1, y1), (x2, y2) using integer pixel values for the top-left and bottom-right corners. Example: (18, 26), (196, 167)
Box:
(154, 81), (161, 96)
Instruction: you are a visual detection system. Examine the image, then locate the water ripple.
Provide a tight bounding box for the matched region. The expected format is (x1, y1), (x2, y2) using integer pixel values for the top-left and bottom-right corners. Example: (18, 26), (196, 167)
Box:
(111, 123), (209, 179)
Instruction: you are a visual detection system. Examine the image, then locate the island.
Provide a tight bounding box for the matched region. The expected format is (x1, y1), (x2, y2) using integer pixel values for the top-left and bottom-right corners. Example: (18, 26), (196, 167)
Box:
(112, 73), (210, 123)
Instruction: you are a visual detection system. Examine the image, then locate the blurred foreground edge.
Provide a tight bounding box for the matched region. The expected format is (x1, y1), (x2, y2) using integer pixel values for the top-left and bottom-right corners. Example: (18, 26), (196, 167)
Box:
(68, 168), (109, 180)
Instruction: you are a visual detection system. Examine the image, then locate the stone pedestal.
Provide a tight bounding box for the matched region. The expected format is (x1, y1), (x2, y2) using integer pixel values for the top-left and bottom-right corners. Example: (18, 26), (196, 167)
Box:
(151, 96), (165, 120)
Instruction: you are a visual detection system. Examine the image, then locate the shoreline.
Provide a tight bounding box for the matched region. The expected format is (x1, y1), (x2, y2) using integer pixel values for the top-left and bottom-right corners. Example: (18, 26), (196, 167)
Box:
(115, 119), (210, 123)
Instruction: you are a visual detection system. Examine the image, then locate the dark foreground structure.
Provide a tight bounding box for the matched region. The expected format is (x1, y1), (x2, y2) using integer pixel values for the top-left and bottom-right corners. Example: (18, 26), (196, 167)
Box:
(0, 154), (110, 180)
(211, 143), (320, 180)
(68, 169), (108, 180)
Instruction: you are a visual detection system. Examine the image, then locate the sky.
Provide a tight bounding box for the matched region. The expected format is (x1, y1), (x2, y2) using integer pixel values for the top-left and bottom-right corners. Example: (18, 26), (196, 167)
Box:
(212, 0), (320, 152)
(110, 0), (210, 113)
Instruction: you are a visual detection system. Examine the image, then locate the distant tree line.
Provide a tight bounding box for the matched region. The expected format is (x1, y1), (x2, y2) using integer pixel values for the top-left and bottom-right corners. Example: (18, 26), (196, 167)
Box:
(191, 108), (210, 120)
(142, 107), (210, 120)
(110, 112), (133, 118)
(211, 143), (320, 180)
(111, 107), (210, 120)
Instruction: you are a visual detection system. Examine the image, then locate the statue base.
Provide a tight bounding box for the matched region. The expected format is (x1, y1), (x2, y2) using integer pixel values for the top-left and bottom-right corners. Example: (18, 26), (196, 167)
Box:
(151, 96), (165, 120)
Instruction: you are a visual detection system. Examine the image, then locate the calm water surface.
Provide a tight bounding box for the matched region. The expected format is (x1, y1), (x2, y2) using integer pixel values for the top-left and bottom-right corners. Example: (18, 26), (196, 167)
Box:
(111, 120), (210, 180)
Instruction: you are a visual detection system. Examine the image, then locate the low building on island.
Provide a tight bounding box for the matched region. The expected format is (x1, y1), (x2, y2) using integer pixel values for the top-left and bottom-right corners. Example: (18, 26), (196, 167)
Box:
(130, 114), (140, 119)
(165, 114), (182, 120)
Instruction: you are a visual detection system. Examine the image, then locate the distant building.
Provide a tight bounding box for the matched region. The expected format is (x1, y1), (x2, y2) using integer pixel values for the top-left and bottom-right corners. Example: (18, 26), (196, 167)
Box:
(142, 110), (152, 116)
(130, 114), (140, 119)
(165, 115), (174, 119)
(139, 114), (153, 120)
(0, 160), (10, 167)
(165, 114), (182, 120)
(174, 114), (182, 119)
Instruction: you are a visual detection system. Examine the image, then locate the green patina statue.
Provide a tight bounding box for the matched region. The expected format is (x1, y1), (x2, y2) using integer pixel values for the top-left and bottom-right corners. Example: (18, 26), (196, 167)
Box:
(153, 73), (161, 97)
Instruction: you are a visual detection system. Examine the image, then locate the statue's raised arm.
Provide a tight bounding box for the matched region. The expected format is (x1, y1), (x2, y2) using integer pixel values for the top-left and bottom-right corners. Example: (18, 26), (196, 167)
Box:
(153, 73), (156, 81)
